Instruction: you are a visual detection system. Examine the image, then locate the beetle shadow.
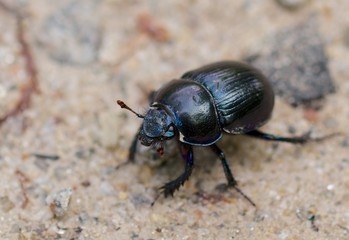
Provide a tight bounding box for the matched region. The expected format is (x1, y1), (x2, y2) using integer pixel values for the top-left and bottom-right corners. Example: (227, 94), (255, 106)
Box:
(140, 139), (217, 196)
(219, 133), (275, 169)
(219, 134), (258, 164)
(152, 135), (256, 192)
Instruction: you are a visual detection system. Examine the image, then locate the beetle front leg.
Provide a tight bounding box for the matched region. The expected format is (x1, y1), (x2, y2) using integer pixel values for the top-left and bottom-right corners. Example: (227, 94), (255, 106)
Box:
(210, 144), (256, 207)
(246, 129), (337, 144)
(128, 125), (142, 162)
(160, 143), (194, 197)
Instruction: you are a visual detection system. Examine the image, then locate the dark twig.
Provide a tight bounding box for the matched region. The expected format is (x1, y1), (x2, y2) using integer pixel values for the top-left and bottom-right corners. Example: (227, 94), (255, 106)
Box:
(31, 153), (60, 161)
(0, 2), (39, 126)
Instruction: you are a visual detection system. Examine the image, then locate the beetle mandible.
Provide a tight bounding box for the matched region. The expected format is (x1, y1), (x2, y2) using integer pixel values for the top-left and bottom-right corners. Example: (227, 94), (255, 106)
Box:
(117, 61), (329, 206)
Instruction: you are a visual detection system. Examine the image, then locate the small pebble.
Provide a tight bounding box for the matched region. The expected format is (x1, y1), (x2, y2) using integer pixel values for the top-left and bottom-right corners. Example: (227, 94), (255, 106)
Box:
(46, 188), (73, 218)
(246, 18), (335, 106)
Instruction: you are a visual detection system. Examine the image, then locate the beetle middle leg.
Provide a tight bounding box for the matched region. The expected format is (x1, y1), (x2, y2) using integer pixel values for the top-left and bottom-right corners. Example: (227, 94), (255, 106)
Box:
(210, 144), (256, 207)
(125, 90), (158, 162)
(159, 142), (194, 198)
(246, 129), (337, 144)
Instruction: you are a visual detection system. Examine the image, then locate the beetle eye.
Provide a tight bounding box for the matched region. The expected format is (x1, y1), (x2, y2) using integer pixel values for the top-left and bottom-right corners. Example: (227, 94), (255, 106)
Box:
(163, 131), (174, 138)
(163, 125), (174, 138)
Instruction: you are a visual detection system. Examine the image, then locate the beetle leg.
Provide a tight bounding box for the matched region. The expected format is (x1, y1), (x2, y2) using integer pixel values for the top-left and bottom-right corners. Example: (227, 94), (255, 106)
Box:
(128, 90), (158, 162)
(210, 144), (256, 207)
(127, 90), (157, 162)
(128, 131), (138, 162)
(210, 144), (237, 186)
(128, 125), (142, 162)
(246, 129), (337, 144)
(160, 143), (194, 198)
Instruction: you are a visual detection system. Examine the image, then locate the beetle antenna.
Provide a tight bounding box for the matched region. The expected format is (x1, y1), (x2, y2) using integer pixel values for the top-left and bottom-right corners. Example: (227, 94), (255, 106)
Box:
(117, 100), (144, 118)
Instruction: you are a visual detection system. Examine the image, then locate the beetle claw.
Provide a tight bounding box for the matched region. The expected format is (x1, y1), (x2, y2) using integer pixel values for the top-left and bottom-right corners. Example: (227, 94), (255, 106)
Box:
(160, 182), (178, 198)
(229, 185), (257, 207)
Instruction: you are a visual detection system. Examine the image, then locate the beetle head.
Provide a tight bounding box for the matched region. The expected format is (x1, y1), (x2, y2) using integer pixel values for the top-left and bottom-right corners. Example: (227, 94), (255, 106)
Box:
(116, 100), (175, 153)
(139, 108), (174, 146)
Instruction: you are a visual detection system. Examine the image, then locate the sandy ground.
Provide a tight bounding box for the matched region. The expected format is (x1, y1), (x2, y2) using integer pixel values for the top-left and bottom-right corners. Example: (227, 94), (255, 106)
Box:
(0, 0), (348, 239)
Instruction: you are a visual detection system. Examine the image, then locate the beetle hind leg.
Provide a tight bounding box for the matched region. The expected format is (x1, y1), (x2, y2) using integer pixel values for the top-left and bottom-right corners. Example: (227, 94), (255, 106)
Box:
(210, 144), (256, 207)
(159, 143), (194, 198)
(246, 129), (337, 144)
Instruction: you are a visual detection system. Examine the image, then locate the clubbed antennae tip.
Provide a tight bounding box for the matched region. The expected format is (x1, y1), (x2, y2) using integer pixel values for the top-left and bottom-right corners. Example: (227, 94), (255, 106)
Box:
(116, 100), (144, 118)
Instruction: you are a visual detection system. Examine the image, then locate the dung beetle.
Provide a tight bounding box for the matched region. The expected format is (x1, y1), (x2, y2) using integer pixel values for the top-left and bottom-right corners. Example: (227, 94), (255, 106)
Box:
(117, 61), (333, 206)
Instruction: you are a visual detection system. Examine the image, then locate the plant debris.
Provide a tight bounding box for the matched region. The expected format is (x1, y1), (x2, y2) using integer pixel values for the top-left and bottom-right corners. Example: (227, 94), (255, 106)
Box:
(136, 12), (170, 42)
(15, 169), (30, 209)
(0, 2), (39, 127)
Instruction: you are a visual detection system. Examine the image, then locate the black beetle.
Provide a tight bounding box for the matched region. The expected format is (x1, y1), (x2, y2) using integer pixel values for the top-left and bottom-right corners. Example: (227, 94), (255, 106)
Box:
(117, 61), (332, 206)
